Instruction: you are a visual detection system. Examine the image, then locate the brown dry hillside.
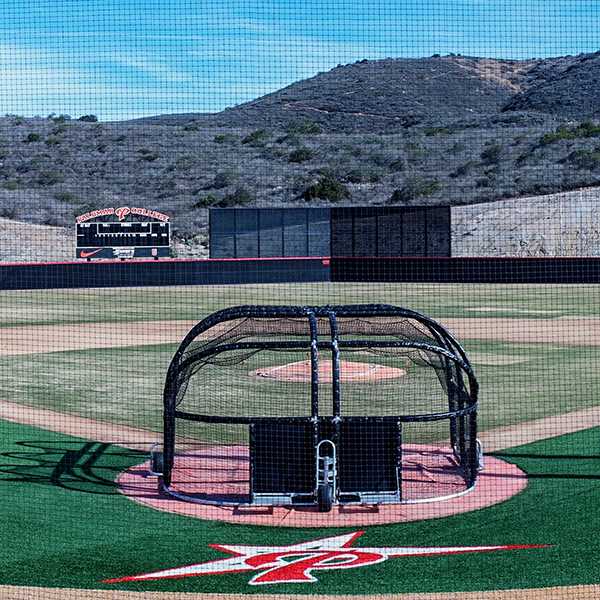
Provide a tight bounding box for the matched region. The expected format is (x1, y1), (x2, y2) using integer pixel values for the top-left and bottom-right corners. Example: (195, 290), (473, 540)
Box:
(0, 52), (599, 247)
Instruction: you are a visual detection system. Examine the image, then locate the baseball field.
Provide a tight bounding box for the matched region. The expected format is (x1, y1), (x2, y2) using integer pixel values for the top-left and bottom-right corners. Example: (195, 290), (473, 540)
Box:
(1, 281), (599, 598)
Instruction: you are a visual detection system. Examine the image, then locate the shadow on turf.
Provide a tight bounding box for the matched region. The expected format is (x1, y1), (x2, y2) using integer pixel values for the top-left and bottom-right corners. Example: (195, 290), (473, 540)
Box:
(489, 450), (600, 480)
(0, 441), (145, 494)
(3, 444), (598, 494)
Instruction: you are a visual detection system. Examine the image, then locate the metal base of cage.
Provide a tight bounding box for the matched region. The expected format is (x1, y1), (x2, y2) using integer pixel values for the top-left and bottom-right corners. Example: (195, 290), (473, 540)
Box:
(156, 478), (474, 508)
(152, 421), (482, 511)
(248, 418), (402, 512)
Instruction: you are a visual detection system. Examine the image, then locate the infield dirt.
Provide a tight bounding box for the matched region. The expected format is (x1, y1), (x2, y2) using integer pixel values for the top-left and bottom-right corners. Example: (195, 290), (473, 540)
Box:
(3, 315), (600, 358)
(2, 584), (600, 600)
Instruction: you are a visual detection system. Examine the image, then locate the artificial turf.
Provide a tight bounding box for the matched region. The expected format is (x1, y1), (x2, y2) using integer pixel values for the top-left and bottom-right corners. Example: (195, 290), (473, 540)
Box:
(0, 419), (599, 594)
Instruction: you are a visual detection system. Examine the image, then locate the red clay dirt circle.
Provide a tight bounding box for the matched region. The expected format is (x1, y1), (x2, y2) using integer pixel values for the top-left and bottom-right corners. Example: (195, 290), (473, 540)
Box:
(251, 359), (406, 383)
(118, 444), (527, 528)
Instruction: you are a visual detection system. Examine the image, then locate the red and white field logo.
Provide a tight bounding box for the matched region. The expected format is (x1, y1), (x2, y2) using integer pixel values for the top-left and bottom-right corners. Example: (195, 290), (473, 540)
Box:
(104, 531), (547, 586)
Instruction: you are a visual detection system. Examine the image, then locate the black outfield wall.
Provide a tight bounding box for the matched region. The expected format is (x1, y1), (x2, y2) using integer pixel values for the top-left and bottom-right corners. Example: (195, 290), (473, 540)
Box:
(330, 206), (451, 257)
(330, 257), (600, 284)
(0, 258), (330, 290)
(2, 256), (600, 291)
(210, 208), (331, 258)
(209, 206), (452, 259)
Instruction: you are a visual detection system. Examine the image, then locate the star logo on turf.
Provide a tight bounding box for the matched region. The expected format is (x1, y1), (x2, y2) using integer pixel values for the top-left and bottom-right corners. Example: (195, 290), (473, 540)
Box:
(104, 531), (548, 586)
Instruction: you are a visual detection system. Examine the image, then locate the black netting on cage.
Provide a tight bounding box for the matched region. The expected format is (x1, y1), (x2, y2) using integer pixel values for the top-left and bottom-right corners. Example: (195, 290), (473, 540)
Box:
(157, 304), (479, 511)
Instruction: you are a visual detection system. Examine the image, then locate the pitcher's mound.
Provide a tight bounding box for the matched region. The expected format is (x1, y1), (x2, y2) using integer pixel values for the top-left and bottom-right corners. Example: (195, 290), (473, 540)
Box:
(251, 359), (406, 383)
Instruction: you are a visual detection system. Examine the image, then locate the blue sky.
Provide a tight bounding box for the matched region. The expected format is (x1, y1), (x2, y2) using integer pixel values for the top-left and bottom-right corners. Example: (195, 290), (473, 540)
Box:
(0, 0), (598, 120)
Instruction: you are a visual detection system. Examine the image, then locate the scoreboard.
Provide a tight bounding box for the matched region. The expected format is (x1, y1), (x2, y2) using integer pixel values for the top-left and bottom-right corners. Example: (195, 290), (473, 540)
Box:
(76, 221), (170, 260)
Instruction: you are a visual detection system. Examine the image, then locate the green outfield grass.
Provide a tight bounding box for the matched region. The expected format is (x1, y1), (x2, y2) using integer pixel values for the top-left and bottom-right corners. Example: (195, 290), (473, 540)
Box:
(1, 282), (600, 327)
(1, 282), (599, 440)
(0, 419), (599, 594)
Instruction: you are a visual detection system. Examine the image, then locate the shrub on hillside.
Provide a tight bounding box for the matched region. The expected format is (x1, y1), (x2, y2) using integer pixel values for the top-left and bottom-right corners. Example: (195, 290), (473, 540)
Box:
(214, 133), (238, 144)
(241, 129), (270, 146)
(450, 161), (476, 178)
(424, 126), (453, 136)
(78, 114), (98, 122)
(448, 142), (466, 154)
(217, 186), (255, 207)
(288, 147), (314, 163)
(369, 152), (404, 172)
(37, 170), (64, 186)
(24, 133), (41, 143)
(53, 190), (78, 203)
(286, 120), (322, 135)
(301, 173), (350, 202)
(138, 148), (159, 161)
(387, 177), (440, 203)
(193, 186), (256, 208)
(567, 147), (600, 170)
(344, 167), (382, 183)
(212, 170), (237, 189)
(51, 125), (68, 135)
(540, 121), (600, 145)
(194, 194), (219, 208)
(480, 144), (502, 165)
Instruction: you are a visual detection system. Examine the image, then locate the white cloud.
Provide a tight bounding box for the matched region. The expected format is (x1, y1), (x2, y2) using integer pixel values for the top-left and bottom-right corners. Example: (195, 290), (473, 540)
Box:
(103, 51), (193, 83)
(0, 42), (206, 119)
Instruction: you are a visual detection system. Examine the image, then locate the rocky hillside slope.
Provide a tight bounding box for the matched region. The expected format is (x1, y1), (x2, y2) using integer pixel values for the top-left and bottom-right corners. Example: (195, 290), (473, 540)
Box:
(137, 52), (600, 132)
(0, 52), (598, 257)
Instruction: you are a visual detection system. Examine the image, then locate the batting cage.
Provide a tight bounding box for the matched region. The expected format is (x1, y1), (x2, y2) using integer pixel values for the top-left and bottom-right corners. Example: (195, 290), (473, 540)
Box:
(154, 304), (480, 511)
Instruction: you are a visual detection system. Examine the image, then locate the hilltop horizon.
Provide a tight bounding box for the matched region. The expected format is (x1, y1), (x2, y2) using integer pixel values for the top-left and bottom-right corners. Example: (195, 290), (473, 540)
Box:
(2, 0), (600, 120)
(18, 50), (592, 124)
(130, 51), (600, 132)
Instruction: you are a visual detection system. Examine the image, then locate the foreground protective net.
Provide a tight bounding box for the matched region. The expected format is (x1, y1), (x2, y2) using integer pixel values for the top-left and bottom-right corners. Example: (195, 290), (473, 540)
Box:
(1, 1), (600, 599)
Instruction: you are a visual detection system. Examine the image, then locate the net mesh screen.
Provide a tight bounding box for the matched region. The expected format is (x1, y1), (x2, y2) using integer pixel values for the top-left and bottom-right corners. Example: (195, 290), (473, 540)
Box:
(170, 313), (470, 411)
(0, 0), (599, 597)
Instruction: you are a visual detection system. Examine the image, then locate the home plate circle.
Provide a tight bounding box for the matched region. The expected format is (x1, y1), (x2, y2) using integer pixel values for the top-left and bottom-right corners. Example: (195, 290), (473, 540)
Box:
(117, 445), (527, 528)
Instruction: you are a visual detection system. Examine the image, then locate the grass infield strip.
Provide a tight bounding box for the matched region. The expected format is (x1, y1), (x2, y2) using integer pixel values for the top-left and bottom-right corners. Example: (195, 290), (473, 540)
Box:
(1, 336), (600, 442)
